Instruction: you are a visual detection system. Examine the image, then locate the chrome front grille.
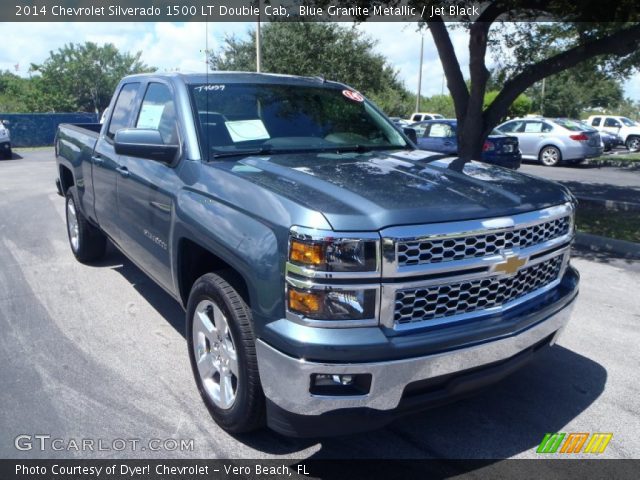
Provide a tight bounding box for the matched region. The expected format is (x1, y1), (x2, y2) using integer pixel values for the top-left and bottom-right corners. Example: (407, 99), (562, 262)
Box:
(380, 203), (574, 330)
(394, 254), (564, 325)
(397, 216), (570, 266)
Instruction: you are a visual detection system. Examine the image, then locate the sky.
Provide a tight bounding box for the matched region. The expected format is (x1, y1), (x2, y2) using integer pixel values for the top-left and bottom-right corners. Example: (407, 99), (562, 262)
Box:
(1, 21), (639, 100)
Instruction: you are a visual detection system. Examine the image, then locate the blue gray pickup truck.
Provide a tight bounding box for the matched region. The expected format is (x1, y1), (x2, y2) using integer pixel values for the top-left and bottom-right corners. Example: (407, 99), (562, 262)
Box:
(55, 73), (579, 437)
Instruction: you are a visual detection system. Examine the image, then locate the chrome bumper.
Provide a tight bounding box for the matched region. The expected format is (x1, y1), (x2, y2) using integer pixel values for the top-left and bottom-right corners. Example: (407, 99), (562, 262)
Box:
(257, 298), (575, 416)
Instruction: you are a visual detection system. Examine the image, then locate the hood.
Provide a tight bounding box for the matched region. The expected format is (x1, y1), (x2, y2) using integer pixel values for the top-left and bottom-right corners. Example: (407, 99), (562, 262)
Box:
(213, 149), (572, 231)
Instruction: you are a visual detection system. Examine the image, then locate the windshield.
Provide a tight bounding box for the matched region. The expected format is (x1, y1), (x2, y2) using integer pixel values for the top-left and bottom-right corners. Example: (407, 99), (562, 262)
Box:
(620, 117), (638, 127)
(190, 83), (407, 159)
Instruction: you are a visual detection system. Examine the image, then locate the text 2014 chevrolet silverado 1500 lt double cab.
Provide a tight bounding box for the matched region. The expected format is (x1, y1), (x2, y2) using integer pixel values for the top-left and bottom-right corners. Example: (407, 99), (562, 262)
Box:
(55, 73), (579, 437)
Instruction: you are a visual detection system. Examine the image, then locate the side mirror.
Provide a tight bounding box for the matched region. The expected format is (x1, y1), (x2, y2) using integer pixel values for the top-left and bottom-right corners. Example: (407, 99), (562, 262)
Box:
(403, 127), (418, 144)
(114, 129), (178, 163)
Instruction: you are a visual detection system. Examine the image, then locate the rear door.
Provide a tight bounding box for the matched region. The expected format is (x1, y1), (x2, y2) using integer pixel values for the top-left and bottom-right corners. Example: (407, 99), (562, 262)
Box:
(518, 121), (553, 158)
(92, 82), (141, 243)
(115, 81), (181, 292)
(602, 117), (622, 134)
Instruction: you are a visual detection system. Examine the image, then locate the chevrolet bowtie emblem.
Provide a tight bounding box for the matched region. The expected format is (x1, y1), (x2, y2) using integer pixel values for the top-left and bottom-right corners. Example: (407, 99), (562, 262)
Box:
(494, 254), (527, 275)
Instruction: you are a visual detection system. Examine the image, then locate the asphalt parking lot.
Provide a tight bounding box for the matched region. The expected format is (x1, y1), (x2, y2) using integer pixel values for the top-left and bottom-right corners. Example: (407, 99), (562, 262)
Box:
(520, 161), (640, 205)
(1, 148), (639, 460)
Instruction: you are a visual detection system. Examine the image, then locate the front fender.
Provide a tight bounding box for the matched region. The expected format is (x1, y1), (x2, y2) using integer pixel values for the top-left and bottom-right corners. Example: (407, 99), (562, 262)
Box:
(172, 188), (284, 334)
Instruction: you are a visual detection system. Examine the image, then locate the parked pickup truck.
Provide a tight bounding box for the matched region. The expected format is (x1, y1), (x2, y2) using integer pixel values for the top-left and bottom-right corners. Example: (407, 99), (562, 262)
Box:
(586, 114), (640, 151)
(55, 73), (579, 437)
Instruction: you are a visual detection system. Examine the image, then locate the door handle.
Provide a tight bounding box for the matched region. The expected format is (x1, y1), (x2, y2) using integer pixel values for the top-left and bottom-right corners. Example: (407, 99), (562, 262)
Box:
(91, 155), (104, 165)
(116, 166), (130, 178)
(444, 141), (452, 146)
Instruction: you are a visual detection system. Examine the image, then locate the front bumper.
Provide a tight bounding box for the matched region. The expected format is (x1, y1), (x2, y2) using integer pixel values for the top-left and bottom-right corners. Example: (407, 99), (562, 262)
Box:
(257, 267), (578, 435)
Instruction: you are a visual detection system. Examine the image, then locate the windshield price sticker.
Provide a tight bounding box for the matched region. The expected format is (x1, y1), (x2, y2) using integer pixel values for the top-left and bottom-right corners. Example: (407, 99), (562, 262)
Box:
(342, 90), (364, 102)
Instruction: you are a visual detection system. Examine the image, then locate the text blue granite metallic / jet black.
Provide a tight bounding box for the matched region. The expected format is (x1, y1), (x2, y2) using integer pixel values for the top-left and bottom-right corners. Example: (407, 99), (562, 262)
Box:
(55, 73), (579, 437)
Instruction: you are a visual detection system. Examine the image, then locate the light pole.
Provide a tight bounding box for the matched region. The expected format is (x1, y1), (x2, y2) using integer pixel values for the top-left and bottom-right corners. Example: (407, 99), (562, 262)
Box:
(415, 34), (424, 113)
(256, 1), (262, 72)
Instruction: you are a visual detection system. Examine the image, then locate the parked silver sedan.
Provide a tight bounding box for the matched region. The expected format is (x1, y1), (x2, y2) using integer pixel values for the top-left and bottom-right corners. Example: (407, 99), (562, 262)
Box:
(495, 117), (603, 166)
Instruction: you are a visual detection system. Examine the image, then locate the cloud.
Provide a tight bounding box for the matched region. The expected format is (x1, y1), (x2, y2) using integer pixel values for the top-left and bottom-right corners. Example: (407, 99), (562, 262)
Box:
(0, 21), (638, 101)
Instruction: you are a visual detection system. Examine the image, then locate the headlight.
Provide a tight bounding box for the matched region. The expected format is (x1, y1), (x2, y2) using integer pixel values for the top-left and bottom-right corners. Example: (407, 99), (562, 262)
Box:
(288, 227), (379, 273)
(287, 284), (377, 321)
(286, 227), (380, 326)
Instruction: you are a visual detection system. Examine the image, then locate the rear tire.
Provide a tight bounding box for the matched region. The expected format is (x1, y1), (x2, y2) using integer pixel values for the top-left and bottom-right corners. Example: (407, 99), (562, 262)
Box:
(65, 187), (107, 263)
(539, 145), (562, 167)
(626, 136), (640, 152)
(186, 272), (265, 433)
(2, 147), (10, 159)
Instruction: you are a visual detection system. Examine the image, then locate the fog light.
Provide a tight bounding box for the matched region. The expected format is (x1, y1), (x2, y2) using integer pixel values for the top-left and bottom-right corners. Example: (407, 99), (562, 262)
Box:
(310, 373), (372, 396)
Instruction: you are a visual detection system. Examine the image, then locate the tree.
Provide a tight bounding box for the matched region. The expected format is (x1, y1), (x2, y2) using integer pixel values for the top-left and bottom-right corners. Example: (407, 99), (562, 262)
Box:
(210, 22), (404, 97)
(483, 90), (532, 119)
(426, 12), (640, 159)
(29, 42), (154, 113)
(523, 64), (624, 118)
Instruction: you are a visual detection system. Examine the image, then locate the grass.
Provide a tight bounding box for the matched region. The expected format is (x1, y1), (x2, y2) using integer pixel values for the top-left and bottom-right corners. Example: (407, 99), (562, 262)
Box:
(576, 203), (640, 243)
(608, 152), (640, 162)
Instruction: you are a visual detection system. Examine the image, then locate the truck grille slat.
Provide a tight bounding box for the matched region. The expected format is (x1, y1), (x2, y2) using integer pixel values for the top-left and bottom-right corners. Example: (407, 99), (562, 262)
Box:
(394, 255), (564, 325)
(397, 216), (570, 267)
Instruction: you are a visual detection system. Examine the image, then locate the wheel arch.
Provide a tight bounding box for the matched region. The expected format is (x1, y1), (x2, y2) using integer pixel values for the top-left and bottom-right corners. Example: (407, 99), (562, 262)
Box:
(59, 164), (75, 194)
(176, 237), (251, 310)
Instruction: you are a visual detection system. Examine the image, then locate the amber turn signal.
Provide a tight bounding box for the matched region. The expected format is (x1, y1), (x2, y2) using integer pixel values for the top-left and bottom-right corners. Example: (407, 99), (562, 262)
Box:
(290, 239), (324, 266)
(288, 288), (323, 315)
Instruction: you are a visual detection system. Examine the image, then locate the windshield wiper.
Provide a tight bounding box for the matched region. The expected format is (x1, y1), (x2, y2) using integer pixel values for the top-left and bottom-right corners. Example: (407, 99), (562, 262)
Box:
(210, 145), (273, 159)
(334, 144), (372, 154)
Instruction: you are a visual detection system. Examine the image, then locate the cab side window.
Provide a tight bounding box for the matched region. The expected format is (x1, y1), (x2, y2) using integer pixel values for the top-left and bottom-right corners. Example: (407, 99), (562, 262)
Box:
(591, 117), (601, 127)
(136, 83), (179, 145)
(107, 83), (140, 140)
(604, 118), (621, 128)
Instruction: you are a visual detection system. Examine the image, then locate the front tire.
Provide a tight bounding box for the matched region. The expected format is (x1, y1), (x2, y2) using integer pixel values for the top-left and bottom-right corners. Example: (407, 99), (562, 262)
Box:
(65, 187), (107, 263)
(186, 272), (265, 433)
(539, 145), (562, 166)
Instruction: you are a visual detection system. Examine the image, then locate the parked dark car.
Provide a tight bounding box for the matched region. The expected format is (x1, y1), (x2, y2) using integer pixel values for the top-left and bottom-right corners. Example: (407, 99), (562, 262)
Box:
(410, 119), (521, 169)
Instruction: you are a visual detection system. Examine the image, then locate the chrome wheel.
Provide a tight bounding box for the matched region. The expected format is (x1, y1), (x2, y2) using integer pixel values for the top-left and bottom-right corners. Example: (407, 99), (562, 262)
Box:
(627, 137), (640, 152)
(540, 146), (560, 166)
(192, 299), (239, 410)
(66, 198), (80, 252)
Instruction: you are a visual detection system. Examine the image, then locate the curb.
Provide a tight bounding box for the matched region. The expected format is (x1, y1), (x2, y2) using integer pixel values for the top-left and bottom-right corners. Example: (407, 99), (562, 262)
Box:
(574, 232), (640, 259)
(576, 195), (640, 212)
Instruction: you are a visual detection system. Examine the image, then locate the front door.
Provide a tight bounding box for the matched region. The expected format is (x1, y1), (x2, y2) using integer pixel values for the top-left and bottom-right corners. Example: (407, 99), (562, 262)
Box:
(116, 82), (181, 292)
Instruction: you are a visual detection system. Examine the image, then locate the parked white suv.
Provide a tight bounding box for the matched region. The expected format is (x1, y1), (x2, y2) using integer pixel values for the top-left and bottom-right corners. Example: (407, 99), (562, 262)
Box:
(0, 120), (11, 159)
(586, 115), (640, 151)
